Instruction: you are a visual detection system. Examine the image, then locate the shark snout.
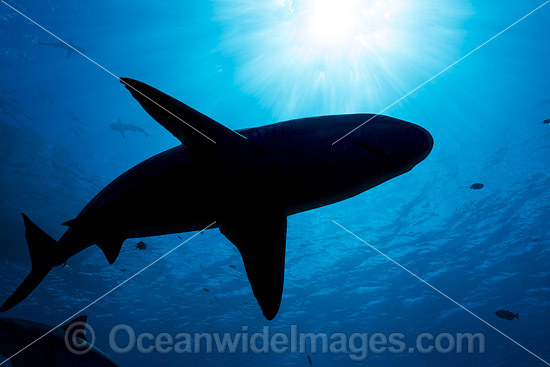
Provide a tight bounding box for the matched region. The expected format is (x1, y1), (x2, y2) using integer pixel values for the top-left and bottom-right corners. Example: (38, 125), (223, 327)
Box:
(407, 122), (433, 161)
(387, 120), (433, 169)
(354, 117), (433, 171)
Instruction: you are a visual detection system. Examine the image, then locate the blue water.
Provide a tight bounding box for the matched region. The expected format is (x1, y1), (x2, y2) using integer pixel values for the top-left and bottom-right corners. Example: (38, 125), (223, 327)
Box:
(1, 1), (549, 366)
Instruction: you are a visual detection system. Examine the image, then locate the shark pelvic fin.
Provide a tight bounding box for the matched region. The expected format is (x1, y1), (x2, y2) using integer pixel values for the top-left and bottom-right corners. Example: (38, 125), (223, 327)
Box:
(120, 78), (250, 155)
(220, 209), (287, 321)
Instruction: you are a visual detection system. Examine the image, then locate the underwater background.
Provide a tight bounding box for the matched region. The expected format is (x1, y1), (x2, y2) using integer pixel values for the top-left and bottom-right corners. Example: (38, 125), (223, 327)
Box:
(0, 0), (549, 366)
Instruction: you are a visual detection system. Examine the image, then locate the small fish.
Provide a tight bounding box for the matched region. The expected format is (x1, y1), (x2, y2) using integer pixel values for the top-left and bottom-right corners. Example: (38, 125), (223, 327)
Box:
(495, 309), (519, 320)
(543, 119), (550, 125)
(229, 264), (237, 269)
(135, 241), (147, 250)
(308, 354), (312, 366)
(470, 183), (484, 190)
(203, 288), (210, 293)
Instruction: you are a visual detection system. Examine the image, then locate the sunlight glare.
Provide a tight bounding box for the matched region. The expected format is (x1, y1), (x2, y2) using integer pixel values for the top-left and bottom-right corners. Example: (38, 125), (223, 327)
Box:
(306, 0), (356, 45)
(301, 0), (397, 56)
(214, 0), (471, 118)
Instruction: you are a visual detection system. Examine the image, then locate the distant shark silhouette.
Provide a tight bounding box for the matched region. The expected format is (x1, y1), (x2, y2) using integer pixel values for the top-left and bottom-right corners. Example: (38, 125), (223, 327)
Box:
(37, 39), (85, 57)
(0, 315), (118, 366)
(0, 78), (433, 320)
(109, 118), (151, 138)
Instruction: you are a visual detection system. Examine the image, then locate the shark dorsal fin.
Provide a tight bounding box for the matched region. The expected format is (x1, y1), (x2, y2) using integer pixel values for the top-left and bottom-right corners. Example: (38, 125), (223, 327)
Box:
(120, 78), (251, 155)
(60, 315), (88, 341)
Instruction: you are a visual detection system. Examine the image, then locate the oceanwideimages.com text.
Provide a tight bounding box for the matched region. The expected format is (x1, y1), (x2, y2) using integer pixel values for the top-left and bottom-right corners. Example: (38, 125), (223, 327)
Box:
(75, 324), (488, 361)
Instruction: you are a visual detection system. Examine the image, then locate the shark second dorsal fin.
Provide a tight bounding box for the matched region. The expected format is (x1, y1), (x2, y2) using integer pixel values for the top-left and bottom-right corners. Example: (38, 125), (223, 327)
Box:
(120, 78), (250, 155)
(220, 209), (287, 320)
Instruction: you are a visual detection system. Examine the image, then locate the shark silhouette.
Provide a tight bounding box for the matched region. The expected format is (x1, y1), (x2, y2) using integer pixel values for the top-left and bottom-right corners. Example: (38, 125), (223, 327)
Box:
(37, 39), (86, 58)
(0, 78), (433, 320)
(109, 118), (151, 138)
(0, 315), (118, 366)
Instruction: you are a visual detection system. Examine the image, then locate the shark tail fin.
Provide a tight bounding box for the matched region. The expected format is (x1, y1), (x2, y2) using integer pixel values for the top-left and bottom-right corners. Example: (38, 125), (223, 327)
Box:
(0, 214), (57, 312)
(515, 313), (519, 319)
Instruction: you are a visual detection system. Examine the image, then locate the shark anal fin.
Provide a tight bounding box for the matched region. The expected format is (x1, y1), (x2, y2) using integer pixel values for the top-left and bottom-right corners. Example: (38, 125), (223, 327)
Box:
(220, 210), (287, 320)
(120, 78), (251, 155)
(97, 239), (124, 264)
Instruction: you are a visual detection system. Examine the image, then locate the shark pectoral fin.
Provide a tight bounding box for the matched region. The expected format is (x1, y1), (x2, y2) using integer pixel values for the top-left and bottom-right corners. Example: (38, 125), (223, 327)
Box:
(60, 315), (88, 341)
(220, 212), (287, 320)
(96, 239), (124, 264)
(120, 78), (251, 154)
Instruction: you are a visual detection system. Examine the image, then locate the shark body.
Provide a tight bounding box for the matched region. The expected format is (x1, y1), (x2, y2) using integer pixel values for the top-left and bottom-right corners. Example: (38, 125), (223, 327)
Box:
(0, 315), (118, 366)
(0, 78), (433, 320)
(37, 39), (86, 58)
(109, 118), (151, 138)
